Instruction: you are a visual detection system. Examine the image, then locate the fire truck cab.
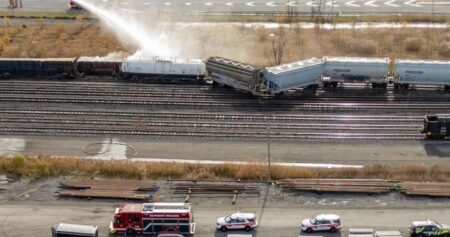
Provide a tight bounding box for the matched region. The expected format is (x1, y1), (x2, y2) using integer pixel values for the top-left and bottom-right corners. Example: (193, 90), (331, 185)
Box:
(109, 202), (195, 236)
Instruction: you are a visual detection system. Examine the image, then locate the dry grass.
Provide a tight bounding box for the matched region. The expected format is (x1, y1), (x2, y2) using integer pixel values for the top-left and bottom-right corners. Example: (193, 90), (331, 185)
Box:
(1, 155), (450, 182)
(1, 22), (450, 65)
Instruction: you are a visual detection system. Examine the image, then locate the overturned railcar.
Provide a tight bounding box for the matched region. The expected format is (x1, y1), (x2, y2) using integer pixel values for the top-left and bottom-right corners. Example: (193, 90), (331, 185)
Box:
(264, 58), (323, 94)
(394, 59), (450, 91)
(422, 114), (450, 139)
(322, 57), (390, 88)
(0, 58), (77, 79)
(205, 57), (264, 94)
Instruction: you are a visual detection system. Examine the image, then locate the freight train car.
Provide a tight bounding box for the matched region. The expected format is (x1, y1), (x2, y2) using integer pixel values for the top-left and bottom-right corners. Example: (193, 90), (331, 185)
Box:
(205, 57), (264, 94)
(76, 57), (121, 77)
(422, 114), (450, 139)
(120, 57), (205, 82)
(322, 57), (390, 88)
(394, 60), (450, 91)
(0, 58), (76, 79)
(264, 58), (323, 94)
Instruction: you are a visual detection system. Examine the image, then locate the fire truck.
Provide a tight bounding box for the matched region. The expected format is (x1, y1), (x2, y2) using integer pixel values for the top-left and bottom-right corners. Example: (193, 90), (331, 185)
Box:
(109, 202), (195, 236)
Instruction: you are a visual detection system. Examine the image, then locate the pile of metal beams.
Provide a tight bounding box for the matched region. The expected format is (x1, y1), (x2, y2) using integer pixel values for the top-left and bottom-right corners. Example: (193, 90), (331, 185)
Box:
(171, 181), (260, 204)
(400, 182), (450, 197)
(172, 182), (260, 195)
(278, 179), (396, 194)
(58, 179), (159, 200)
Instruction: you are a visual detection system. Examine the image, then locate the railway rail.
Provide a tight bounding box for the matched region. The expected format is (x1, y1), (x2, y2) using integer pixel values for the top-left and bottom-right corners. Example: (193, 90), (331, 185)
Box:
(0, 80), (449, 140)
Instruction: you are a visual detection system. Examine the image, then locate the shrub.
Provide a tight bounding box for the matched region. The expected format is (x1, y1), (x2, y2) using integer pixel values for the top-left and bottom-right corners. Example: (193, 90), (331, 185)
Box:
(405, 37), (422, 53)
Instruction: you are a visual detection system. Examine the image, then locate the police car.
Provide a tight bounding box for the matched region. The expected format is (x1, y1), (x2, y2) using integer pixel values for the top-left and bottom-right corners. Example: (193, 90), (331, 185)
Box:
(301, 214), (342, 233)
(410, 220), (450, 237)
(216, 213), (258, 232)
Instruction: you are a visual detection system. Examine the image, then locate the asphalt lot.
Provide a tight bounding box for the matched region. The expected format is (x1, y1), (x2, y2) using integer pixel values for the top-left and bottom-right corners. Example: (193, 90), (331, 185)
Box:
(4, 0), (449, 14)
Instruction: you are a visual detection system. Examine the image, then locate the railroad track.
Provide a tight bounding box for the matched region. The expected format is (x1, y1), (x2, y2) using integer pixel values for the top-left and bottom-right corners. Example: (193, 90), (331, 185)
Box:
(0, 80), (448, 140)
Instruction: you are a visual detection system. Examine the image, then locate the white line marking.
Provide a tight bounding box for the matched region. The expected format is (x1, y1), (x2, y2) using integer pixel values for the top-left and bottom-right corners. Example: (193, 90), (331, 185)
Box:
(164, 2), (171, 5)
(417, 1), (450, 4)
(306, 1), (318, 6)
(225, 2), (234, 6)
(266, 1), (277, 6)
(326, 1), (339, 6)
(384, 0), (399, 6)
(121, 1), (129, 5)
(286, 1), (297, 6)
(144, 2), (149, 5)
(365, 0), (379, 6)
(205, 2), (213, 6)
(405, 0), (421, 6)
(246, 2), (256, 6)
(185, 2), (192, 5)
(345, 0), (360, 6)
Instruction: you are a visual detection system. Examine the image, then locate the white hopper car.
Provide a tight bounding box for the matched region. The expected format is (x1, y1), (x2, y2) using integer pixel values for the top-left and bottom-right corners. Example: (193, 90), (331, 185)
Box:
(394, 59), (450, 91)
(264, 58), (323, 94)
(322, 57), (390, 88)
(120, 56), (205, 80)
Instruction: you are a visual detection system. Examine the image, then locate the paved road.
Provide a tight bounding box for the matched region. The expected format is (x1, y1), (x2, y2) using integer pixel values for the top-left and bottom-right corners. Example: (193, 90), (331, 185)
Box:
(2, 136), (450, 165)
(0, 202), (449, 237)
(3, 0), (450, 15)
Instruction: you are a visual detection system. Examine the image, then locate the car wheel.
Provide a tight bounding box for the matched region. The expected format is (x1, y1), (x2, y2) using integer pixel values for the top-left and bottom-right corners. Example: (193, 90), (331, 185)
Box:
(306, 228), (313, 233)
(330, 227), (337, 233)
(220, 226), (228, 232)
(244, 226), (251, 232)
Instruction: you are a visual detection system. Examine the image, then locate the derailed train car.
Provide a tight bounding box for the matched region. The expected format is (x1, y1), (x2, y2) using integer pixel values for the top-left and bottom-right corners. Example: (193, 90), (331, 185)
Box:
(322, 57), (390, 88)
(205, 57), (264, 94)
(394, 60), (450, 91)
(422, 114), (450, 139)
(120, 56), (205, 82)
(264, 58), (323, 94)
(0, 58), (77, 79)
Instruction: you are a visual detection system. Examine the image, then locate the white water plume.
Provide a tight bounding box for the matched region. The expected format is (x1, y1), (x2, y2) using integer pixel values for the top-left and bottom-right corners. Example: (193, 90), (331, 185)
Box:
(74, 0), (177, 57)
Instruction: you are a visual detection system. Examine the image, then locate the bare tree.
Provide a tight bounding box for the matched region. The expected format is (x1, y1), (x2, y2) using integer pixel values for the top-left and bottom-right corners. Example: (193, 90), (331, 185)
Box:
(271, 28), (287, 65)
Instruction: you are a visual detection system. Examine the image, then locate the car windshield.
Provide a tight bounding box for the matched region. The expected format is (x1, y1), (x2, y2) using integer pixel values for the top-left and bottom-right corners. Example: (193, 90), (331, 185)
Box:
(310, 218), (317, 224)
(225, 216), (232, 223)
(435, 222), (443, 229)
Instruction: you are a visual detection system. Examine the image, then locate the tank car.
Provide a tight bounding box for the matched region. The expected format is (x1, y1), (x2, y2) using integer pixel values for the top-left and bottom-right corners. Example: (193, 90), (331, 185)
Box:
(120, 56), (205, 83)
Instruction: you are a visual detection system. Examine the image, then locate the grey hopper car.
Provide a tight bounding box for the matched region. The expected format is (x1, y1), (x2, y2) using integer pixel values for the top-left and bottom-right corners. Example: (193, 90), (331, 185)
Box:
(322, 57), (390, 88)
(422, 114), (450, 139)
(0, 58), (77, 79)
(394, 60), (450, 91)
(206, 57), (264, 94)
(264, 58), (323, 94)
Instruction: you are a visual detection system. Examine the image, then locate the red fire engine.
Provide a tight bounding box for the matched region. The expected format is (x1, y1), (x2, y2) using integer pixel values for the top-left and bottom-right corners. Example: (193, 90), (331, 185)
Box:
(109, 202), (195, 236)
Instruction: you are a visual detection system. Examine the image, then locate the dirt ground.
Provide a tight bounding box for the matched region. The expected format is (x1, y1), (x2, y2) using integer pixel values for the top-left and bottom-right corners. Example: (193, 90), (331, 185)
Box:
(1, 22), (450, 65)
(1, 177), (450, 237)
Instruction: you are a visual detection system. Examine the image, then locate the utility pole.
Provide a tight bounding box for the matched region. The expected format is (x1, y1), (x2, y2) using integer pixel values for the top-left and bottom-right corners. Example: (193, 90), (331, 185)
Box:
(267, 124), (271, 182)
